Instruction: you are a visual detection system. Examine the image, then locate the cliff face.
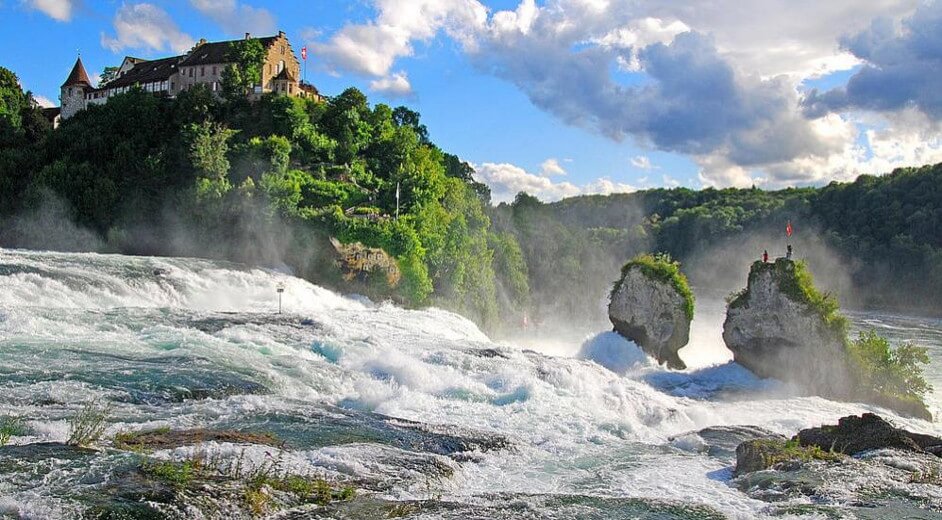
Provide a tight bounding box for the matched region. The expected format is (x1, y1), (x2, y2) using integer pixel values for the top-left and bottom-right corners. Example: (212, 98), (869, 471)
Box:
(609, 264), (691, 369)
(723, 259), (855, 398)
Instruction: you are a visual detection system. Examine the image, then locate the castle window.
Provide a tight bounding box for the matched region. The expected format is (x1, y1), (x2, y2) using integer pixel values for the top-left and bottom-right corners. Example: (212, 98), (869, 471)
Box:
(278, 60), (285, 73)
(212, 82), (217, 92)
(281, 45), (286, 55)
(188, 68), (193, 77)
(201, 67), (205, 77)
(212, 66), (217, 75)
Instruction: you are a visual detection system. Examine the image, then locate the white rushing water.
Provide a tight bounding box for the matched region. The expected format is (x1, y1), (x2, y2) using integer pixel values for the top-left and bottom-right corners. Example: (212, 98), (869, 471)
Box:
(1, 248), (941, 519)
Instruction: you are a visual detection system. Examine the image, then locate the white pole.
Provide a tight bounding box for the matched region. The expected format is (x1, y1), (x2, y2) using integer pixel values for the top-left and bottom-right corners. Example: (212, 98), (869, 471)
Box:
(396, 181), (400, 220)
(276, 282), (285, 314)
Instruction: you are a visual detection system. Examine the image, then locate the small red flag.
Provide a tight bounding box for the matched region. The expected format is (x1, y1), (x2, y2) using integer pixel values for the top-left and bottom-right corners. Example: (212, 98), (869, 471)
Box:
(301, 46), (308, 60)
(786, 221), (794, 238)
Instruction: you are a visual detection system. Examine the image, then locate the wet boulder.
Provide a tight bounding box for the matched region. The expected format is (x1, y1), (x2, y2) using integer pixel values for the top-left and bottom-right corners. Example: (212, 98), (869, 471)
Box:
(608, 255), (693, 370)
(796, 413), (942, 456)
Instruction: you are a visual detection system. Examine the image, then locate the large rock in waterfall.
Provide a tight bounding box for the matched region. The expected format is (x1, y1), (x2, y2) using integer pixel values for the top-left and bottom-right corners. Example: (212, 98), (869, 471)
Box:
(723, 258), (855, 398)
(723, 258), (931, 420)
(608, 254), (693, 370)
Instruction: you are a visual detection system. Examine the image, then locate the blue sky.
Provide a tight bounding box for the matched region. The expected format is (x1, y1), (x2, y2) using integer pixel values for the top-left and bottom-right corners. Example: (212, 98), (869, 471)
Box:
(3, 0), (941, 202)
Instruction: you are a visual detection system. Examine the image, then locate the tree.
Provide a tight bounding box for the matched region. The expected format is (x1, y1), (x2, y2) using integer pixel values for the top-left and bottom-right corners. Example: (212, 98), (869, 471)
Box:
(98, 66), (120, 87)
(186, 120), (236, 200)
(221, 38), (266, 100)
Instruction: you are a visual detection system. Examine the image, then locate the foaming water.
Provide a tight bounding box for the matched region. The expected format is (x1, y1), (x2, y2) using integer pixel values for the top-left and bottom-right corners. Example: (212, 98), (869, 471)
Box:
(2, 248), (941, 519)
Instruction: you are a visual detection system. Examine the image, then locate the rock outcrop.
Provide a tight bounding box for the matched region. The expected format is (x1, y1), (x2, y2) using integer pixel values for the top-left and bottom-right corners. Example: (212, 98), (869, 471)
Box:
(796, 413), (942, 456)
(609, 255), (693, 369)
(723, 259), (855, 398)
(735, 413), (942, 476)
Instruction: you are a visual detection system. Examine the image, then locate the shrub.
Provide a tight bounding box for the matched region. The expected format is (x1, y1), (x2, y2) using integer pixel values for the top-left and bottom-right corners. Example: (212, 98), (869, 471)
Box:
(0, 416), (27, 446)
(67, 402), (111, 447)
(613, 253), (695, 320)
(848, 330), (932, 409)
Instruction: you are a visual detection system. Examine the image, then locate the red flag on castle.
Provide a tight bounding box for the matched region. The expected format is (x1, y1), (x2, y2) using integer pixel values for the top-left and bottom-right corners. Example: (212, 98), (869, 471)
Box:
(786, 220), (794, 238)
(301, 46), (308, 60)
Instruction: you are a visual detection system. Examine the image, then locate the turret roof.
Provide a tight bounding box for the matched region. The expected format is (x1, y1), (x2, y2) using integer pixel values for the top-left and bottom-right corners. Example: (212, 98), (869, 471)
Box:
(62, 57), (92, 88)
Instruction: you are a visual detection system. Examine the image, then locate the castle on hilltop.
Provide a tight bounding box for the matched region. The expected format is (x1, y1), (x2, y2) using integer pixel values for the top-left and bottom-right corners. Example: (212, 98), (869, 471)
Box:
(60, 31), (320, 120)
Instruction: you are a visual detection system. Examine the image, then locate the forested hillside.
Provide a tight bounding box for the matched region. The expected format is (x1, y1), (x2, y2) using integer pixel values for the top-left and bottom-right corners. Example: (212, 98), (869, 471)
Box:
(493, 165), (942, 323)
(0, 65), (528, 329)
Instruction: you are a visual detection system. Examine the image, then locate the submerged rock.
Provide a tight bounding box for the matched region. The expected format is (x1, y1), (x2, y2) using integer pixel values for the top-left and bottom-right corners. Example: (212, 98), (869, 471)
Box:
(608, 255), (693, 369)
(796, 413), (942, 456)
(723, 259), (854, 398)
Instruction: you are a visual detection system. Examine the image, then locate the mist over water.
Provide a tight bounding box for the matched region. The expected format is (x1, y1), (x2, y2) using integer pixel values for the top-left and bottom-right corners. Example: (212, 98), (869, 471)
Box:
(2, 248), (941, 519)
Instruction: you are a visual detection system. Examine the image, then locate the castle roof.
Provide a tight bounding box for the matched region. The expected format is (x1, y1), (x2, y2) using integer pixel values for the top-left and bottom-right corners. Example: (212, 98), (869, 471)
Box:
(273, 67), (296, 82)
(103, 55), (181, 90)
(178, 35), (279, 68)
(62, 57), (92, 88)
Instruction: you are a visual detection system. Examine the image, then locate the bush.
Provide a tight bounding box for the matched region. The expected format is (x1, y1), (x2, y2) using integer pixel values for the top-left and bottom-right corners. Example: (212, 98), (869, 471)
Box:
(67, 402), (111, 447)
(848, 330), (932, 410)
(614, 253), (695, 320)
(0, 416), (27, 446)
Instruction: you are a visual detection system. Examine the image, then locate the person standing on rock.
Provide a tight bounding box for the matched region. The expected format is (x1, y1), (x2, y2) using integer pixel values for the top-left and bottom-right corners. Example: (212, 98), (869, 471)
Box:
(786, 245), (793, 260)
(762, 250), (769, 263)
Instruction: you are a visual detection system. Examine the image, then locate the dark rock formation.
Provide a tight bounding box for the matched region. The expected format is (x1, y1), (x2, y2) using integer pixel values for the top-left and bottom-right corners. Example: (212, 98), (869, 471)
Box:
(797, 413), (942, 456)
(609, 264), (691, 369)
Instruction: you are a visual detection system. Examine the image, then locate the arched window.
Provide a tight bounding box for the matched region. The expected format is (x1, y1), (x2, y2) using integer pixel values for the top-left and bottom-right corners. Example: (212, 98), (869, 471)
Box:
(278, 60), (285, 74)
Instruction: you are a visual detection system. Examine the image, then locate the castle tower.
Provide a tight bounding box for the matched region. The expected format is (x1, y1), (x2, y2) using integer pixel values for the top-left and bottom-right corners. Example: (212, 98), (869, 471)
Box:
(60, 57), (92, 120)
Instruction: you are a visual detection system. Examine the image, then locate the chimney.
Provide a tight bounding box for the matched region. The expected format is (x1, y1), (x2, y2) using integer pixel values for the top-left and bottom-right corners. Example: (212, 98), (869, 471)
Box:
(198, 38), (207, 46)
(245, 32), (251, 40)
(278, 31), (285, 38)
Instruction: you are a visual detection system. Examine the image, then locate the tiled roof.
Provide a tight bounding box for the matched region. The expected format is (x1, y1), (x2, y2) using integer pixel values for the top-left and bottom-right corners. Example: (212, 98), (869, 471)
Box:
(102, 56), (181, 90)
(178, 36), (278, 67)
(62, 57), (92, 88)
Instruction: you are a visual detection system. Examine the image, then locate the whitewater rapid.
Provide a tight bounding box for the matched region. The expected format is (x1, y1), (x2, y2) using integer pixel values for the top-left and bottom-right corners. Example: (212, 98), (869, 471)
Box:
(1, 248), (941, 519)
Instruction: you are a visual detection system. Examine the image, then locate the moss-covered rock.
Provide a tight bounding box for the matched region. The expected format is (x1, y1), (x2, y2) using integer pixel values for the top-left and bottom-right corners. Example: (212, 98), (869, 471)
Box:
(724, 258), (931, 419)
(608, 254), (694, 369)
(735, 438), (842, 475)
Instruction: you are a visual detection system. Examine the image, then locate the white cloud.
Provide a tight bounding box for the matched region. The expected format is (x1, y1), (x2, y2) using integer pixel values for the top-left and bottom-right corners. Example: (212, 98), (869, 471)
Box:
(630, 155), (654, 170)
(473, 162), (633, 203)
(539, 158), (567, 176)
(102, 3), (195, 54)
(24, 0), (73, 21)
(312, 0), (487, 76)
(369, 72), (413, 98)
(189, 0), (276, 36)
(317, 0), (936, 187)
(32, 95), (56, 108)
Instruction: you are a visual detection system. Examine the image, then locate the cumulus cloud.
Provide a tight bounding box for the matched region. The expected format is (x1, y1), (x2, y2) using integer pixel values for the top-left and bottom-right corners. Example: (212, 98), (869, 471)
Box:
(190, 0), (276, 37)
(473, 162), (633, 203)
(539, 158), (567, 176)
(312, 0), (487, 76)
(315, 0), (935, 187)
(803, 2), (942, 120)
(24, 0), (74, 21)
(102, 3), (194, 54)
(369, 72), (413, 98)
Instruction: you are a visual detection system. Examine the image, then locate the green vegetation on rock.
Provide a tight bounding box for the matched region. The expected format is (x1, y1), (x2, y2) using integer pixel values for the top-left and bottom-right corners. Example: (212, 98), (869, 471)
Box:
(614, 253), (694, 320)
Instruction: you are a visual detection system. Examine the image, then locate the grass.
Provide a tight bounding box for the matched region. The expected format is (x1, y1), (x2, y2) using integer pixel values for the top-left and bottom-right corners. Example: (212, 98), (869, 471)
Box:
(751, 438), (843, 469)
(612, 253), (695, 321)
(0, 416), (27, 447)
(139, 447), (356, 518)
(67, 402), (111, 447)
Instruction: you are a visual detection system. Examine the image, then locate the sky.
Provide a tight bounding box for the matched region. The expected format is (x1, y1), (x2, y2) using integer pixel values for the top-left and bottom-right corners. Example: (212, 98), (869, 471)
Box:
(3, 0), (942, 203)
